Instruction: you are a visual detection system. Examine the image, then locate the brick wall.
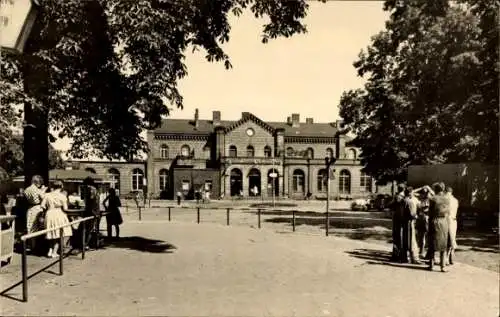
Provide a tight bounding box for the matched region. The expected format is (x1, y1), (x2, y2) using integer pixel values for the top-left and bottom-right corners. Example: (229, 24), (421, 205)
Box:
(224, 121), (275, 157)
(284, 142), (336, 159)
(151, 139), (210, 160)
(77, 161), (147, 196)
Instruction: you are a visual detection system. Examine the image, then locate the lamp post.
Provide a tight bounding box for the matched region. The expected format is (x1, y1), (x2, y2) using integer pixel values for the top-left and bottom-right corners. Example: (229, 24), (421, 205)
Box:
(1, 0), (45, 187)
(324, 156), (336, 236)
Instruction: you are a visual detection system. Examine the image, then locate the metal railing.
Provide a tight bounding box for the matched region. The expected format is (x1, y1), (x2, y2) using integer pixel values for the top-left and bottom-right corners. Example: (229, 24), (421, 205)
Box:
(161, 206), (324, 233)
(2, 213), (105, 302)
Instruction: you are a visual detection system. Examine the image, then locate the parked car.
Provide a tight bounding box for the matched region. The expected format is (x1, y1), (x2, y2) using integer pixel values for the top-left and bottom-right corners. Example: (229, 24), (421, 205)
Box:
(351, 198), (371, 211)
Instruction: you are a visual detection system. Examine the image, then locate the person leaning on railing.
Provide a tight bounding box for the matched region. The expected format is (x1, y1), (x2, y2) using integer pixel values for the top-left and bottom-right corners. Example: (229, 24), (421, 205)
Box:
(82, 177), (101, 249)
(40, 180), (73, 258)
(23, 175), (48, 253)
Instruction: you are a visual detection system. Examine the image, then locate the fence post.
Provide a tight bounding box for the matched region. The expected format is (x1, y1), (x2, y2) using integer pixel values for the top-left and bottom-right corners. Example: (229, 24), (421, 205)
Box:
(95, 216), (100, 250)
(82, 222), (86, 260)
(59, 228), (64, 276)
(22, 239), (28, 302)
(258, 209), (261, 229)
(168, 207), (171, 221)
(292, 210), (296, 232)
(197, 207), (200, 224)
(226, 208), (230, 226)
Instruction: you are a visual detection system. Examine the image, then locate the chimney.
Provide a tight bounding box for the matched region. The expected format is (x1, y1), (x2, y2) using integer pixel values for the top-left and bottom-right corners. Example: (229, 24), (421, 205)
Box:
(287, 116), (292, 125)
(306, 117), (313, 124)
(291, 113), (300, 128)
(213, 110), (221, 126)
(194, 108), (199, 129)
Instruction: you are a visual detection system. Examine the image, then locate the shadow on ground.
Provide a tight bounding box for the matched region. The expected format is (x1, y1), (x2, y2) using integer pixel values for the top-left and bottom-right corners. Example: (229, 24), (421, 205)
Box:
(103, 236), (177, 254)
(456, 231), (499, 253)
(264, 215), (391, 229)
(346, 248), (430, 271)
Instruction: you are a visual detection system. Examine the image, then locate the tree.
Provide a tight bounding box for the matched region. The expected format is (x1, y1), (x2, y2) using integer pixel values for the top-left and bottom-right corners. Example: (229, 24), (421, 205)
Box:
(339, 0), (499, 184)
(0, 135), (65, 179)
(1, 0), (325, 185)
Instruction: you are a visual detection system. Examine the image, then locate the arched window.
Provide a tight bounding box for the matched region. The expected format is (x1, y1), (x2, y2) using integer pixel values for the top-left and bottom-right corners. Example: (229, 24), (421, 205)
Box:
(360, 171), (372, 193)
(292, 169), (305, 193)
(347, 148), (357, 160)
(286, 147), (294, 157)
(247, 145), (255, 157)
(264, 146), (272, 158)
(85, 167), (96, 174)
(306, 147), (314, 159)
(107, 168), (120, 190)
(229, 145), (237, 158)
(160, 144), (169, 159)
(159, 169), (168, 191)
(317, 169), (328, 192)
(339, 169), (351, 194)
(132, 168), (144, 191)
(181, 145), (190, 157)
(326, 148), (334, 159)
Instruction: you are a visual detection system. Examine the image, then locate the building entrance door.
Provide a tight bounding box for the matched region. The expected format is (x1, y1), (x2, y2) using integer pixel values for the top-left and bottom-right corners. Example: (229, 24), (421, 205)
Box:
(248, 168), (261, 196)
(230, 169), (242, 197)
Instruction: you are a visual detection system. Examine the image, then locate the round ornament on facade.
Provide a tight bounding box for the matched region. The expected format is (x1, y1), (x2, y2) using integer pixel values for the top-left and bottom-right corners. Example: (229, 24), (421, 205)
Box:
(246, 128), (255, 136)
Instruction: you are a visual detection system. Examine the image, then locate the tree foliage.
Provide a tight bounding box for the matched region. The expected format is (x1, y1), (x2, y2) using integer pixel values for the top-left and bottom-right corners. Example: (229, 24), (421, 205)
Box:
(0, 136), (65, 178)
(1, 0), (322, 160)
(339, 0), (499, 184)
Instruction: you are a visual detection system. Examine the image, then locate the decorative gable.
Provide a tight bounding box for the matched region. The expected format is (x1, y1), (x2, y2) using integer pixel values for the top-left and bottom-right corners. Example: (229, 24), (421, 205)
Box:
(224, 112), (276, 135)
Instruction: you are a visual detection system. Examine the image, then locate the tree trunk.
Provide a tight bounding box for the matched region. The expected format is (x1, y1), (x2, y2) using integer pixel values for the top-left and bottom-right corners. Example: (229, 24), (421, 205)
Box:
(23, 91), (49, 188)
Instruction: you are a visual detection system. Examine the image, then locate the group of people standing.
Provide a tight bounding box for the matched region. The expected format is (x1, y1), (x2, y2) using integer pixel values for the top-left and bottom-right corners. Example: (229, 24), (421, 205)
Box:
(391, 182), (459, 272)
(19, 175), (123, 257)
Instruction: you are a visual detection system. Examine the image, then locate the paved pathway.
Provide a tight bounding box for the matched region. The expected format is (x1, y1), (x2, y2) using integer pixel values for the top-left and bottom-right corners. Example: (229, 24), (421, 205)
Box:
(1, 221), (498, 316)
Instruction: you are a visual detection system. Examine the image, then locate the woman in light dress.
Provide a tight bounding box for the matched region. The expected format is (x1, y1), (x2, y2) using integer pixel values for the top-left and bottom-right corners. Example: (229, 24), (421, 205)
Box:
(41, 180), (72, 258)
(445, 186), (459, 265)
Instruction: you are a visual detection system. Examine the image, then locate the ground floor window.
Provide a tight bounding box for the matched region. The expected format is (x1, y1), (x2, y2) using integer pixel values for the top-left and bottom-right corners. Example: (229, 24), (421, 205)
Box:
(339, 169), (351, 194)
(132, 168), (144, 191)
(317, 169), (328, 192)
(292, 169), (305, 193)
(360, 171), (372, 193)
(159, 169), (168, 191)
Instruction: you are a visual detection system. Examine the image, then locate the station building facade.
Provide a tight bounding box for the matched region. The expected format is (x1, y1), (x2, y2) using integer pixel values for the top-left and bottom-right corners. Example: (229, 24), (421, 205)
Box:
(145, 110), (389, 200)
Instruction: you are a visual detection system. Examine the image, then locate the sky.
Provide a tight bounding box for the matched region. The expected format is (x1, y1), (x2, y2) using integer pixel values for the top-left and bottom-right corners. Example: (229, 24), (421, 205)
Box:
(49, 1), (390, 154)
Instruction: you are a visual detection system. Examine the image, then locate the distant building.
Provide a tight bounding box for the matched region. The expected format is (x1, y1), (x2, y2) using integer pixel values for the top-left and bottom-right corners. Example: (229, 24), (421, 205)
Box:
(69, 110), (390, 199)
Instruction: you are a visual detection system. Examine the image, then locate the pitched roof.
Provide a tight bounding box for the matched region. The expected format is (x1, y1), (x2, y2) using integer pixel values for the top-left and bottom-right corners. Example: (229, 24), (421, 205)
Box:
(50, 169), (103, 181)
(155, 114), (339, 137)
(268, 122), (337, 137)
(12, 169), (103, 183)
